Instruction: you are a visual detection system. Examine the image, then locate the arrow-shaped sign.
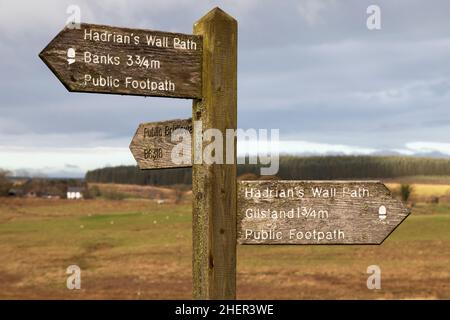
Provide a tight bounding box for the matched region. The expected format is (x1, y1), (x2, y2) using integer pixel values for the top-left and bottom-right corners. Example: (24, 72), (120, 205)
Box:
(238, 180), (410, 244)
(130, 118), (192, 170)
(39, 23), (202, 99)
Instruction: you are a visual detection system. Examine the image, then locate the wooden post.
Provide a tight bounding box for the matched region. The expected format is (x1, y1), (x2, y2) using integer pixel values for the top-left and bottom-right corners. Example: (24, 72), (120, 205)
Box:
(192, 7), (237, 300)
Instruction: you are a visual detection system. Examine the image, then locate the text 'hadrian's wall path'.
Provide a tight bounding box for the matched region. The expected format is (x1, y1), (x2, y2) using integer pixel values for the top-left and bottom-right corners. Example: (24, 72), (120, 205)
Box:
(40, 23), (202, 99)
(238, 180), (410, 244)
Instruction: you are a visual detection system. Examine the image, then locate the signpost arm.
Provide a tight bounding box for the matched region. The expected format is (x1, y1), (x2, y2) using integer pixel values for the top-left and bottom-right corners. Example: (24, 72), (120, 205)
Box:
(192, 7), (238, 300)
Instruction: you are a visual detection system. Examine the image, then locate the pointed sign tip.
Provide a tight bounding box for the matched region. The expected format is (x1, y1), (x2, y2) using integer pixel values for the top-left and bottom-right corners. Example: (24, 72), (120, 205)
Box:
(38, 47), (48, 62)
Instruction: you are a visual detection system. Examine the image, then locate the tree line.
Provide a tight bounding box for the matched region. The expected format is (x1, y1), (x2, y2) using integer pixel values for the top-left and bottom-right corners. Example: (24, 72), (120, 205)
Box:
(85, 156), (450, 186)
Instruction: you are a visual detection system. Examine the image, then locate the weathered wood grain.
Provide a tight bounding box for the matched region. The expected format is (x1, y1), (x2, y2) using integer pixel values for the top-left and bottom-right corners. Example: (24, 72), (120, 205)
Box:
(238, 180), (410, 245)
(129, 118), (192, 169)
(39, 23), (202, 99)
(192, 8), (237, 300)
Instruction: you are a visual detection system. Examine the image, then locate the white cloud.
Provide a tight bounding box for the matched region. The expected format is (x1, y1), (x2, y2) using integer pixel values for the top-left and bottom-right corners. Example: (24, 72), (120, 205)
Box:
(0, 1), (94, 40)
(405, 141), (450, 156)
(0, 145), (134, 176)
(238, 139), (377, 156)
(297, 0), (336, 26)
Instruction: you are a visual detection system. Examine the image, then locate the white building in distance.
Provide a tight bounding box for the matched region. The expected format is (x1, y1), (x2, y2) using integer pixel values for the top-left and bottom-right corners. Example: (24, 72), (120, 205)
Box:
(67, 187), (83, 200)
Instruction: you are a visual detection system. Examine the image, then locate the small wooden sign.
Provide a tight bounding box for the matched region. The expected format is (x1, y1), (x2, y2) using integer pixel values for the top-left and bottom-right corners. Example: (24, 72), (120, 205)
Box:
(39, 23), (202, 99)
(130, 118), (192, 169)
(238, 180), (410, 245)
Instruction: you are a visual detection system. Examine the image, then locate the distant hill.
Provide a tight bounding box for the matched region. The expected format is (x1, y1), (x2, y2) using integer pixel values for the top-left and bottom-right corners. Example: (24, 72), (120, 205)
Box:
(85, 156), (450, 186)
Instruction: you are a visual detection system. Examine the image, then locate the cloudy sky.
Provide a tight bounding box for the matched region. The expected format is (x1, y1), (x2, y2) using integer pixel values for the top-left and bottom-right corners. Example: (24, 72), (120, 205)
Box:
(1, 0), (450, 177)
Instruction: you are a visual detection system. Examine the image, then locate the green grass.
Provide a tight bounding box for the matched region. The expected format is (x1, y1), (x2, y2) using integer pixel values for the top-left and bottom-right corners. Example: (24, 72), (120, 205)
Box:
(0, 198), (449, 299)
(387, 213), (450, 241)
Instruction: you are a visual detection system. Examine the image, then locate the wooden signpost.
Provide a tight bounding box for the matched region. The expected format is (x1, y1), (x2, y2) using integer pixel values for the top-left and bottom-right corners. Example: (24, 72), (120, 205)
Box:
(41, 7), (410, 301)
(130, 118), (192, 169)
(39, 23), (202, 99)
(41, 8), (236, 299)
(238, 180), (410, 245)
(191, 9), (237, 300)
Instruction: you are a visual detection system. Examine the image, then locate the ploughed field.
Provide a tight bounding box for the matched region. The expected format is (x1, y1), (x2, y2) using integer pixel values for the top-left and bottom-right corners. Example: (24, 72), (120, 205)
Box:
(0, 183), (449, 299)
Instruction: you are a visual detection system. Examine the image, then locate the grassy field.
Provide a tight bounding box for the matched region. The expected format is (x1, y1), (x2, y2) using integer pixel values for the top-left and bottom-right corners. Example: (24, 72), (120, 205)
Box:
(386, 181), (450, 198)
(0, 184), (449, 299)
